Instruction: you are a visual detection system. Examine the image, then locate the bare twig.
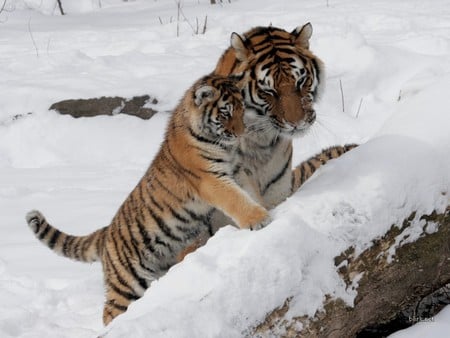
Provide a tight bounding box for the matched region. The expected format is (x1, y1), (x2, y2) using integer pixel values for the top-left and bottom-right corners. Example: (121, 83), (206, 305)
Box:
(339, 79), (345, 113)
(56, 0), (65, 15)
(158, 16), (163, 25)
(356, 97), (363, 118)
(28, 17), (39, 57)
(398, 90), (402, 102)
(176, 0), (180, 37)
(202, 15), (207, 34)
(0, 0), (7, 14)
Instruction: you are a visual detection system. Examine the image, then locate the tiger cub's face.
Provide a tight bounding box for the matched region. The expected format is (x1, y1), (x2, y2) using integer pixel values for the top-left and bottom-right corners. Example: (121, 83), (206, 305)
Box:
(224, 23), (324, 137)
(192, 75), (245, 146)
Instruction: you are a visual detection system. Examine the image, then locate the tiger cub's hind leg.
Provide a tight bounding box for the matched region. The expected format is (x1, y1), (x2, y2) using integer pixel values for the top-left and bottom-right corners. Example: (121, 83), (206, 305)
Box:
(101, 244), (150, 325)
(291, 144), (358, 193)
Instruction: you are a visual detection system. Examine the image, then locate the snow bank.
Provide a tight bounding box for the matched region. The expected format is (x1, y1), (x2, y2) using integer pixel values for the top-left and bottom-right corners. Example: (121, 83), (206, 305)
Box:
(103, 79), (450, 337)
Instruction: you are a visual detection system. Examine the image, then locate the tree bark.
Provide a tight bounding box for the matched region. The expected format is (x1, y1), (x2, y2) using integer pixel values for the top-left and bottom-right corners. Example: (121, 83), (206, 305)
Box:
(253, 206), (450, 337)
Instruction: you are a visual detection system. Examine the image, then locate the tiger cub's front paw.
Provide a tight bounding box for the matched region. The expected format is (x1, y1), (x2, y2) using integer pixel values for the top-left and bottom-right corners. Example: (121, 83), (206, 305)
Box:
(250, 215), (272, 231)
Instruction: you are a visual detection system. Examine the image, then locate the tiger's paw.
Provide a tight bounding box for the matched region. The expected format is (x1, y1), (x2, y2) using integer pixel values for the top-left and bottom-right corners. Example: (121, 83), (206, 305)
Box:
(250, 215), (272, 231)
(26, 210), (45, 233)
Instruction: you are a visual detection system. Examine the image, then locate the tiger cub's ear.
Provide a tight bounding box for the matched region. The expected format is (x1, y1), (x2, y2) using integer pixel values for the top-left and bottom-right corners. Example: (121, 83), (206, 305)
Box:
(292, 22), (313, 49)
(230, 32), (251, 62)
(194, 85), (216, 106)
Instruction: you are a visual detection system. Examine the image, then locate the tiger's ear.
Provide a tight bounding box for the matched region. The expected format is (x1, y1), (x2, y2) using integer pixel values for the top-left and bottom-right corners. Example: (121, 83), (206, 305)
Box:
(194, 85), (215, 106)
(230, 32), (250, 62)
(292, 22), (313, 49)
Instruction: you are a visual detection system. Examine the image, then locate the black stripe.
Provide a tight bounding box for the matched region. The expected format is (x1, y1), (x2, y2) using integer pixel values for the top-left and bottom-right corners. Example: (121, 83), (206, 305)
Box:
(306, 161), (316, 176)
(188, 127), (216, 145)
(73, 238), (83, 260)
(154, 235), (173, 253)
(167, 204), (190, 224)
(200, 153), (225, 163)
(48, 229), (61, 249)
(106, 280), (139, 301)
(301, 163), (308, 184)
(105, 248), (136, 294)
(135, 217), (155, 253)
(201, 169), (228, 178)
(38, 223), (51, 240)
(62, 236), (74, 257)
(154, 177), (183, 203)
(148, 207), (182, 242)
(149, 194), (164, 212)
(111, 230), (148, 291)
(262, 157), (290, 195)
(232, 164), (241, 176)
(120, 223), (156, 275)
(182, 207), (204, 222)
(106, 300), (128, 312)
(80, 233), (96, 261)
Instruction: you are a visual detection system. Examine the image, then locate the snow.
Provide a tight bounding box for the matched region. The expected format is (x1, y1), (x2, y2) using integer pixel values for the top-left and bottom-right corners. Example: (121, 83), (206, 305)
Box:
(0, 0), (449, 337)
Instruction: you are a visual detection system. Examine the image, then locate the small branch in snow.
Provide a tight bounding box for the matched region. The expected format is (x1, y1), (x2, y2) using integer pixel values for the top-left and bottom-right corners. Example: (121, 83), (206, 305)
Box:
(202, 15), (208, 34)
(176, 1), (180, 37)
(56, 0), (65, 16)
(0, 0), (15, 23)
(356, 97), (363, 118)
(27, 17), (39, 57)
(0, 0), (6, 14)
(339, 79), (345, 113)
(173, 0), (207, 36)
(398, 90), (402, 102)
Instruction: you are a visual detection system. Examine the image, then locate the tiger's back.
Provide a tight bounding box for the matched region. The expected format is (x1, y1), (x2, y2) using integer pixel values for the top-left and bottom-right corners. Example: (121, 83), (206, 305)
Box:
(26, 74), (270, 325)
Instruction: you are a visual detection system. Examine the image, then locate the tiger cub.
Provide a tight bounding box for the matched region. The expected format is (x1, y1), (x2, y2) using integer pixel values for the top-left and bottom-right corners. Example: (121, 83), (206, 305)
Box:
(25, 74), (270, 325)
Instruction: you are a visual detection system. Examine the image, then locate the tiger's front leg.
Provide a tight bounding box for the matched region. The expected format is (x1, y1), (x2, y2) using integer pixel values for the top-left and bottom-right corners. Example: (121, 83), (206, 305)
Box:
(200, 177), (271, 230)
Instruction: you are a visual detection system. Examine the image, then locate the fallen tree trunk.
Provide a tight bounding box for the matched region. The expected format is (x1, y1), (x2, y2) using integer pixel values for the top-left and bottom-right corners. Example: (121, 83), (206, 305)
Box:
(254, 206), (450, 337)
(49, 95), (159, 120)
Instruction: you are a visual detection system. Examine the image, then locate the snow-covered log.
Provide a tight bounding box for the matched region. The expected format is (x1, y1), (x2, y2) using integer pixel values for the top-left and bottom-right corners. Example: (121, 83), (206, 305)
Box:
(254, 208), (450, 337)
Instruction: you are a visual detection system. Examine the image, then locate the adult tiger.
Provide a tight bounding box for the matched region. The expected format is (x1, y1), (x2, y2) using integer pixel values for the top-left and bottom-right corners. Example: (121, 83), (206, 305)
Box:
(175, 24), (356, 261)
(215, 23), (326, 210)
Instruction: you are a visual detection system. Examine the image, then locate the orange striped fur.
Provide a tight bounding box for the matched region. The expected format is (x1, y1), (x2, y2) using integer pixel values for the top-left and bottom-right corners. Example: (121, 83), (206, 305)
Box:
(205, 24), (357, 234)
(212, 24), (326, 214)
(291, 144), (358, 193)
(26, 74), (270, 325)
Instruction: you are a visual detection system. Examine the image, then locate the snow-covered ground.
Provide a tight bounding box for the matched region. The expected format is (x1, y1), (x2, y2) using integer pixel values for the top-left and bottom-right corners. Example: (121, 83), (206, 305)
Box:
(0, 0), (449, 337)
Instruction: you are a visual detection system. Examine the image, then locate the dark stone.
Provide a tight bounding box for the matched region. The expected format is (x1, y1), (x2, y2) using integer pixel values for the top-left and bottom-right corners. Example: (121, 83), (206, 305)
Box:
(49, 95), (159, 120)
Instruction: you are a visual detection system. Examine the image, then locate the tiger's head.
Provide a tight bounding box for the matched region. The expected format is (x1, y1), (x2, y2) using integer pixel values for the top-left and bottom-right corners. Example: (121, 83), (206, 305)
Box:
(189, 74), (245, 146)
(214, 23), (324, 138)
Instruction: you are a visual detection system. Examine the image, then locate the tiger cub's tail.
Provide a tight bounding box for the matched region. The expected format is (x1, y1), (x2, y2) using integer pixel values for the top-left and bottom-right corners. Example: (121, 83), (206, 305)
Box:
(291, 144), (358, 193)
(26, 210), (107, 263)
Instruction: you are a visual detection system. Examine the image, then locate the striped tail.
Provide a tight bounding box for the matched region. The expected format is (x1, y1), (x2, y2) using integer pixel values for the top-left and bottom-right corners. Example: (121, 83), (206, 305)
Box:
(291, 144), (358, 193)
(26, 210), (107, 263)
